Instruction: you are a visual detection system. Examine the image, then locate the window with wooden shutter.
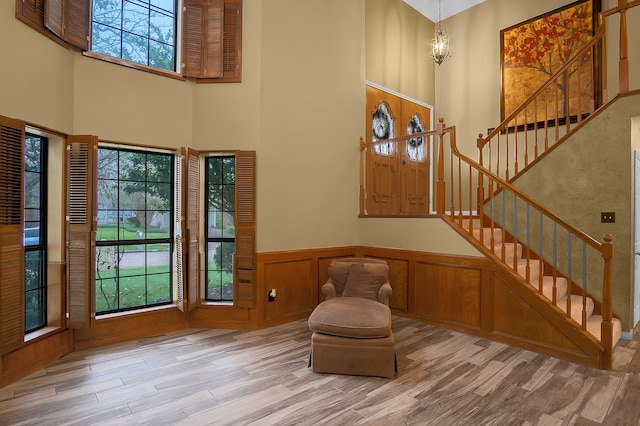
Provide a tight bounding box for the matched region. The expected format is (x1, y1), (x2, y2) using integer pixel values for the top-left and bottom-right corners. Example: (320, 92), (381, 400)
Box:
(234, 151), (255, 309)
(0, 116), (26, 355)
(66, 135), (97, 329)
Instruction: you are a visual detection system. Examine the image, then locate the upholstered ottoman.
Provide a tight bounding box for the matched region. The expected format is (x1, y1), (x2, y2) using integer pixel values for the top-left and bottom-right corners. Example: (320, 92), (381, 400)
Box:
(308, 297), (396, 378)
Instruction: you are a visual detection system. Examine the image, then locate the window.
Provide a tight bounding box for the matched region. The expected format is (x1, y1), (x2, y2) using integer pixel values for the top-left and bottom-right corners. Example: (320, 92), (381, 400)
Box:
(24, 134), (48, 333)
(95, 147), (174, 314)
(205, 156), (235, 301)
(92, 0), (177, 72)
(16, 0), (242, 81)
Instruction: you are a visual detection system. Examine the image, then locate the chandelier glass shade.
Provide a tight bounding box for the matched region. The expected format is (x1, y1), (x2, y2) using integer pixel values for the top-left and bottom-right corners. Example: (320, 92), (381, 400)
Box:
(431, 24), (450, 65)
(430, 0), (450, 66)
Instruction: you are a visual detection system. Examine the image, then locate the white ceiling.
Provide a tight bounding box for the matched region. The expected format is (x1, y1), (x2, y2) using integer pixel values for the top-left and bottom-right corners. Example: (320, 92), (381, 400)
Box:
(403, 0), (486, 22)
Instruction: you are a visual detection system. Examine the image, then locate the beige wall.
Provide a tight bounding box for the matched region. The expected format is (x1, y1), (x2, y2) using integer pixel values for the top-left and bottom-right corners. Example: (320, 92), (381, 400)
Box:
(365, 0), (435, 106)
(0, 1), (368, 253)
(359, 218), (482, 256)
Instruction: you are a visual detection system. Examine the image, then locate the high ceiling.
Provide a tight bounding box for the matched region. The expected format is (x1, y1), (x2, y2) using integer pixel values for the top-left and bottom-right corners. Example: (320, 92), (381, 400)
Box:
(403, 0), (486, 22)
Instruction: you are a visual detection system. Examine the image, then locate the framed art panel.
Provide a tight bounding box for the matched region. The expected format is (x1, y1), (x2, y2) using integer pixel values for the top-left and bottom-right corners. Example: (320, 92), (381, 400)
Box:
(500, 0), (601, 124)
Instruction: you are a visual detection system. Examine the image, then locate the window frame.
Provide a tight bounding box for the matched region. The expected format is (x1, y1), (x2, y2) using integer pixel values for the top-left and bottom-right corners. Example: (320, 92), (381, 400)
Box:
(24, 133), (48, 334)
(204, 155), (236, 302)
(95, 145), (176, 315)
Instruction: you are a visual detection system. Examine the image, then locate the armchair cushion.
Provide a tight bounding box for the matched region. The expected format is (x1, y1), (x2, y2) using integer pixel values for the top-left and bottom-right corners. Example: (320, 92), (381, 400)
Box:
(308, 297), (392, 339)
(327, 261), (352, 295)
(342, 262), (386, 301)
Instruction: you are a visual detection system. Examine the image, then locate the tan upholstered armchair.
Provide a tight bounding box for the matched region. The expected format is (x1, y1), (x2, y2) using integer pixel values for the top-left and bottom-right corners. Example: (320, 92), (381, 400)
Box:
(321, 257), (393, 306)
(308, 257), (396, 378)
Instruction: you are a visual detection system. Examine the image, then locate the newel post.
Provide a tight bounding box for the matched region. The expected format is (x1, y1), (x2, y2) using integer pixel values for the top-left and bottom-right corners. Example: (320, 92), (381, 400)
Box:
(359, 137), (366, 216)
(476, 133), (485, 218)
(601, 234), (614, 369)
(436, 118), (446, 214)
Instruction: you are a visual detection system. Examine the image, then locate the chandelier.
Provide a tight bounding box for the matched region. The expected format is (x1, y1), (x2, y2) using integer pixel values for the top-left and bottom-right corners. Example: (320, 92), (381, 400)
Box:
(431, 0), (450, 66)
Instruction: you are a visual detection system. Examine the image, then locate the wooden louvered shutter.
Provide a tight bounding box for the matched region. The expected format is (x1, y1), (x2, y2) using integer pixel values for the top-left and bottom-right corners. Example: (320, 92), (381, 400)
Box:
(0, 116), (25, 355)
(45, 0), (90, 50)
(44, 0), (64, 39)
(16, 0), (45, 28)
(63, 0), (90, 50)
(234, 151), (255, 309)
(222, 0), (242, 81)
(174, 150), (185, 312)
(66, 135), (97, 329)
(186, 149), (200, 311)
(183, 0), (223, 79)
(183, 0), (204, 78)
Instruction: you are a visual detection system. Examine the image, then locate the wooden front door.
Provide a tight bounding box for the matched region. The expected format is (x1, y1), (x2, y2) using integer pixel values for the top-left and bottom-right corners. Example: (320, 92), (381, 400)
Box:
(400, 103), (431, 215)
(365, 87), (402, 215)
(365, 85), (432, 215)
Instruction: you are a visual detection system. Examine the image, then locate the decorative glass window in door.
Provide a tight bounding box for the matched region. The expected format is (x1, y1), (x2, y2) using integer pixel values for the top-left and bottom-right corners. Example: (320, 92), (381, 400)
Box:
(406, 114), (425, 161)
(372, 102), (395, 155)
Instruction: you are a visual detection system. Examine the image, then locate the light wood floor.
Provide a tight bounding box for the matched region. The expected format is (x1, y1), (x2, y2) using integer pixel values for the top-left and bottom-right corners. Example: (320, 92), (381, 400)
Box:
(1, 316), (640, 425)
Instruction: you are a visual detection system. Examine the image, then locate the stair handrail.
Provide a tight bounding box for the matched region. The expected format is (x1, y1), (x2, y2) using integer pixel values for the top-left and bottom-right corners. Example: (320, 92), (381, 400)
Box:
(435, 118), (615, 366)
(478, 14), (605, 155)
(440, 119), (604, 250)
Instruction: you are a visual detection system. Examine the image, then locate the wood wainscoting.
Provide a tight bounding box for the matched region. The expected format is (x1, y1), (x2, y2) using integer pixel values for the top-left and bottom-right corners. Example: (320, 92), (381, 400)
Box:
(256, 246), (605, 367)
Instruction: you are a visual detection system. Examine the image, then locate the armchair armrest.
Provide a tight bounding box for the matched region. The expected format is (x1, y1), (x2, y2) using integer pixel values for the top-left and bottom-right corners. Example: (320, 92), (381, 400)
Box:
(377, 282), (393, 306)
(322, 280), (337, 300)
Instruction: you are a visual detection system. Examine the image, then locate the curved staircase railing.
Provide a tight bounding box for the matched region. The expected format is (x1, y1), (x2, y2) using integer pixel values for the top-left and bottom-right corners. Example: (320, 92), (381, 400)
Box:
(435, 118), (619, 369)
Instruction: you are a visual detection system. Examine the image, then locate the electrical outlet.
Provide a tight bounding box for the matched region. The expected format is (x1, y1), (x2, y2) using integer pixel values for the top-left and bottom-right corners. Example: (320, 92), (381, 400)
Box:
(601, 212), (615, 223)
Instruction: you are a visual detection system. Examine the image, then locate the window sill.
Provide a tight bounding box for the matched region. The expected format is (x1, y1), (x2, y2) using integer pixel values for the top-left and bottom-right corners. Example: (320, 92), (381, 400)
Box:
(95, 304), (179, 321)
(82, 51), (186, 82)
(25, 326), (63, 343)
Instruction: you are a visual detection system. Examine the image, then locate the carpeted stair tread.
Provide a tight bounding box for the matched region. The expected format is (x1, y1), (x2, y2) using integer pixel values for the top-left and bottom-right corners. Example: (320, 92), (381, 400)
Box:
(556, 295), (595, 324)
(529, 276), (568, 301)
(586, 316), (623, 348)
(474, 227), (504, 245)
(492, 242), (522, 263)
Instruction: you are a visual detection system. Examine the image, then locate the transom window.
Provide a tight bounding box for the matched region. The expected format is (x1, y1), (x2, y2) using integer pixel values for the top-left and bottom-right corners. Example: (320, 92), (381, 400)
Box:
(24, 134), (47, 333)
(95, 147), (174, 314)
(205, 156), (236, 302)
(92, 0), (177, 72)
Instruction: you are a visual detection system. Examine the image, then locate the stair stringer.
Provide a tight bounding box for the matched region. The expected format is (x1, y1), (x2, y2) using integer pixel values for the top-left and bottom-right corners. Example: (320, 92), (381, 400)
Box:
(489, 261), (606, 368)
(441, 215), (608, 369)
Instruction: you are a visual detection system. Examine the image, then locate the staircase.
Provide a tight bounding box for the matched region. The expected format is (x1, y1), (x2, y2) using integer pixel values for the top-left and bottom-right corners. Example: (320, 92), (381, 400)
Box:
(437, 2), (639, 368)
(359, 2), (638, 369)
(464, 217), (622, 346)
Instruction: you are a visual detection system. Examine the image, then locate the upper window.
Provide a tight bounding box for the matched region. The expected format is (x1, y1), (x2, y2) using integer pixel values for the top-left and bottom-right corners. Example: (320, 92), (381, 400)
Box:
(92, 0), (177, 72)
(95, 147), (174, 314)
(16, 0), (242, 81)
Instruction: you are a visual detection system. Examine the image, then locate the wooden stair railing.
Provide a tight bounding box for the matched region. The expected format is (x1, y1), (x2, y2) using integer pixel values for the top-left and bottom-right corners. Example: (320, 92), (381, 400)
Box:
(434, 118), (620, 369)
(478, 0), (640, 183)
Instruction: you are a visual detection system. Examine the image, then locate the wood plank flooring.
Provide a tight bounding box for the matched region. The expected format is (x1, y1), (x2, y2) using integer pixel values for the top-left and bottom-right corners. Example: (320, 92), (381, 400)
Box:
(1, 317), (640, 425)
